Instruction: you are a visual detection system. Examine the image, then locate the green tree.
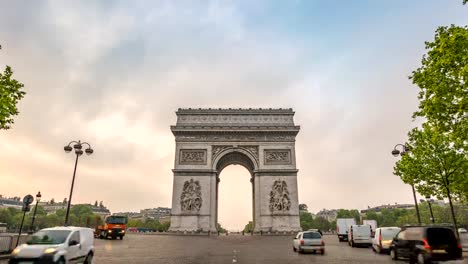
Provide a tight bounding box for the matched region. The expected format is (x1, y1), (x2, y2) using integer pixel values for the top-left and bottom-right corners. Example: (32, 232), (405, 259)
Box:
(395, 124), (467, 235)
(410, 25), (468, 153)
(217, 223), (227, 233)
(299, 211), (314, 230)
(0, 65), (26, 129)
(336, 209), (361, 224)
(299, 204), (308, 212)
(243, 221), (254, 233)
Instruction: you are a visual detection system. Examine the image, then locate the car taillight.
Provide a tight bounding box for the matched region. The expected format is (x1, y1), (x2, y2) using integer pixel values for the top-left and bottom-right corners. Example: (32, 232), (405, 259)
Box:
(321, 240), (325, 246)
(300, 240), (304, 246)
(457, 243), (462, 249)
(422, 239), (431, 250)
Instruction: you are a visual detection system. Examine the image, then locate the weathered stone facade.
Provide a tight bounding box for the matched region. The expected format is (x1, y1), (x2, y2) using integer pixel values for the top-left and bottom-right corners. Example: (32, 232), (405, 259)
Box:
(169, 108), (301, 232)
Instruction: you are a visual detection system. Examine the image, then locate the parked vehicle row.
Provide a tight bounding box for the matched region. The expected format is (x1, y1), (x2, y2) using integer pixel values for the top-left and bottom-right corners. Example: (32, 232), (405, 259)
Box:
(335, 219), (464, 264)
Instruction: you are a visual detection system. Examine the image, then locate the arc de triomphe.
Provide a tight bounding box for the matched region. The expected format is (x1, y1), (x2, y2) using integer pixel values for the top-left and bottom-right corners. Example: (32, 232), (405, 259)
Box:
(169, 108), (301, 232)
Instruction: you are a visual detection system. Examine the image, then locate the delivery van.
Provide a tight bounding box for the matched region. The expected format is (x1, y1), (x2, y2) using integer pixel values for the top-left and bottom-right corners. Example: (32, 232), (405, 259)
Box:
(9, 226), (95, 264)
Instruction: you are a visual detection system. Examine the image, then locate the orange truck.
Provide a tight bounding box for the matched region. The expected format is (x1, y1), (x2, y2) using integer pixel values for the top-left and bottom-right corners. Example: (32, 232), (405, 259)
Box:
(95, 215), (128, 240)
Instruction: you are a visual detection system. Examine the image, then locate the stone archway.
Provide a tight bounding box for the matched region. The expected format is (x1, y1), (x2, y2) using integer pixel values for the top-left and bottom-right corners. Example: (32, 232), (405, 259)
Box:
(169, 108), (301, 232)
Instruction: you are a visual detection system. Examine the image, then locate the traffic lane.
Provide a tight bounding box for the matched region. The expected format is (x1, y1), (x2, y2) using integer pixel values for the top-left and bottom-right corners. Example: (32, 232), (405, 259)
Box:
(234, 234), (404, 264)
(1, 234), (465, 264)
(92, 233), (404, 264)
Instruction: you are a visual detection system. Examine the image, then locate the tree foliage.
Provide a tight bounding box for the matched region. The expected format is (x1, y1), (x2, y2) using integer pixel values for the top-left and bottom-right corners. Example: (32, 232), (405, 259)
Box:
(410, 25), (468, 153)
(0, 65), (26, 129)
(0, 205), (103, 232)
(336, 209), (361, 224)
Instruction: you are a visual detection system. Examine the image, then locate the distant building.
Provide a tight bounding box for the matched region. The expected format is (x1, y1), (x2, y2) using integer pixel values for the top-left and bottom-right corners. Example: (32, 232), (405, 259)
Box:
(0, 196), (22, 210)
(113, 212), (144, 220)
(360, 204), (415, 214)
(78, 204), (111, 218)
(39, 201), (67, 214)
(140, 207), (171, 220)
(39, 200), (111, 217)
(115, 207), (171, 222)
(316, 209), (337, 222)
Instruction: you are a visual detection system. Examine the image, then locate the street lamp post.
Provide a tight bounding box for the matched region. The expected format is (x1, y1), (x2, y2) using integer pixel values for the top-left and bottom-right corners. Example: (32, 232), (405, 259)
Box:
(420, 196), (435, 224)
(391, 143), (422, 225)
(63, 140), (93, 226)
(29, 191), (42, 233)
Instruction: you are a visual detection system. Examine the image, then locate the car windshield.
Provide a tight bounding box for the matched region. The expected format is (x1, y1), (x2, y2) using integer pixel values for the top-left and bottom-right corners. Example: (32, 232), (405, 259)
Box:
(303, 232), (321, 239)
(381, 229), (400, 240)
(106, 216), (127, 224)
(27, 230), (71, 245)
(427, 228), (457, 246)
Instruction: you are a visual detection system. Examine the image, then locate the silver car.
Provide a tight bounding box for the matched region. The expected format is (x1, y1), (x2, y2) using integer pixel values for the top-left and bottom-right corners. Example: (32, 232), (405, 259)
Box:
(292, 231), (325, 254)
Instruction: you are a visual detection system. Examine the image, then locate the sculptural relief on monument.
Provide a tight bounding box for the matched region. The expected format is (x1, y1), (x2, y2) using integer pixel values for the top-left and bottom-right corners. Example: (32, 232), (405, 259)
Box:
(180, 179), (202, 212)
(269, 180), (291, 213)
(264, 149), (291, 165)
(179, 149), (207, 165)
(211, 145), (231, 161)
(242, 145), (259, 161)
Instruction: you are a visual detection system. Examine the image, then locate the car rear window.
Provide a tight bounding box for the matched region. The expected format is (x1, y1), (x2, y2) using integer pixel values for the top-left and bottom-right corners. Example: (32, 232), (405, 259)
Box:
(303, 232), (321, 239)
(427, 228), (457, 246)
(381, 228), (400, 240)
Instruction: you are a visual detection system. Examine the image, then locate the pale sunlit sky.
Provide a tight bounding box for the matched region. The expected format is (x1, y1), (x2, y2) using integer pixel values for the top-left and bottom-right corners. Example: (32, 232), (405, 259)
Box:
(0, 1), (467, 230)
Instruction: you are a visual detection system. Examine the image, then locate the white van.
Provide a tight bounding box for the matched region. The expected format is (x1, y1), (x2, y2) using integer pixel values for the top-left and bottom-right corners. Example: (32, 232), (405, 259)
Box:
(371, 227), (400, 254)
(362, 220), (377, 236)
(336, 218), (356, 242)
(9, 226), (95, 264)
(348, 224), (372, 247)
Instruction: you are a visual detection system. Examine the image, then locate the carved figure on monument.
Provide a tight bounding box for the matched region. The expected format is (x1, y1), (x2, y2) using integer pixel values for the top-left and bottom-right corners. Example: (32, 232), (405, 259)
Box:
(269, 180), (291, 212)
(180, 179), (202, 212)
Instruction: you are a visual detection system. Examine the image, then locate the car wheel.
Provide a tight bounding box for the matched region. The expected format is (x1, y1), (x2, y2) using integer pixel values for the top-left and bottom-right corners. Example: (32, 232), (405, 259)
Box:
(417, 253), (427, 264)
(390, 248), (398, 260)
(293, 246), (297, 252)
(320, 249), (325, 255)
(56, 257), (66, 264)
(351, 240), (355, 248)
(84, 252), (93, 264)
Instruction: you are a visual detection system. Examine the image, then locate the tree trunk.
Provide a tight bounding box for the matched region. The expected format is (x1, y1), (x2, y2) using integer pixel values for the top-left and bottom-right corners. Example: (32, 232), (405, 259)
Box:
(445, 185), (459, 239)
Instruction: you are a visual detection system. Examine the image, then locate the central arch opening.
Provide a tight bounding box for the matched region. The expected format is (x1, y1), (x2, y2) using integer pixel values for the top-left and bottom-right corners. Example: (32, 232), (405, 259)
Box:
(215, 151), (256, 232)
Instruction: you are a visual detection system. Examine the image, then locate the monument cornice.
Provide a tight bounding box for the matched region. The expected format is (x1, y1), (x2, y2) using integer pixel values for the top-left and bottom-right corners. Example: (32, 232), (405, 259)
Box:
(171, 126), (300, 133)
(176, 108), (295, 115)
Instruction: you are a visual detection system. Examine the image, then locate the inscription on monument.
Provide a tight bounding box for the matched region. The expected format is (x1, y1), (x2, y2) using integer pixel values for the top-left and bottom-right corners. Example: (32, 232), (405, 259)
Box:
(180, 179), (202, 212)
(264, 149), (291, 165)
(179, 149), (207, 164)
(269, 180), (291, 212)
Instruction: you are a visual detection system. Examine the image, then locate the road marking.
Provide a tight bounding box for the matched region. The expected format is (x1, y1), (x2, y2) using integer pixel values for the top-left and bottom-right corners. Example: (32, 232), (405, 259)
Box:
(232, 249), (238, 263)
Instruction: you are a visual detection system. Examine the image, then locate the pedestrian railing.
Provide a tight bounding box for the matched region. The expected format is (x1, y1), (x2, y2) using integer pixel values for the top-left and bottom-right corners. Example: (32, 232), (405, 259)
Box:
(0, 234), (29, 254)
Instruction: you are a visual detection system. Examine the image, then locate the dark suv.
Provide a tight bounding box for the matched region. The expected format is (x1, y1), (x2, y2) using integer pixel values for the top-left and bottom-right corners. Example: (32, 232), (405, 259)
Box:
(389, 226), (462, 264)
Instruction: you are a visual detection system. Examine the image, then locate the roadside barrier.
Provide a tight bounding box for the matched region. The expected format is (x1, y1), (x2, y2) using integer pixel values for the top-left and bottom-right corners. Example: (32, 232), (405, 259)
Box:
(0, 234), (29, 254)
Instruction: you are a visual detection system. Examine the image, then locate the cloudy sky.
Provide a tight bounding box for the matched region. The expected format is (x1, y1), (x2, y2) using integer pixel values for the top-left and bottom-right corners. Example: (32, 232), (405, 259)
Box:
(0, 1), (467, 230)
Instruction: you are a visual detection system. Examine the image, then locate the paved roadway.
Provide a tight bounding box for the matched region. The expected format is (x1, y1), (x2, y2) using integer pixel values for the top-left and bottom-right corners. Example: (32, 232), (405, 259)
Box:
(2, 234), (466, 264)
